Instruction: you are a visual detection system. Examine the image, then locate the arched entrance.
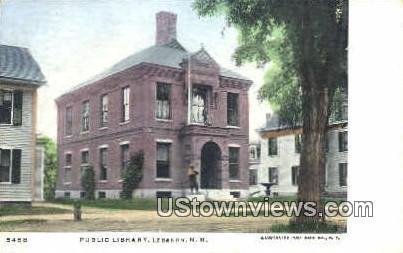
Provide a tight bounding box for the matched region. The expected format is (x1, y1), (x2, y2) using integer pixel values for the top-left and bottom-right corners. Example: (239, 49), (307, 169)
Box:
(200, 142), (222, 189)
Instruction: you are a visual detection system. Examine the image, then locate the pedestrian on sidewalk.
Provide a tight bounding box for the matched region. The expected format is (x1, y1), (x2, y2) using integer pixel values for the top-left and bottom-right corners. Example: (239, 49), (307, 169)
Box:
(188, 165), (199, 194)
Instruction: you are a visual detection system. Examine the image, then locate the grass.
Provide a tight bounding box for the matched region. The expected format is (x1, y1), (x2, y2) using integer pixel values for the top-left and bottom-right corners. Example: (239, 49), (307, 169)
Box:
(271, 221), (346, 233)
(248, 196), (346, 205)
(0, 205), (71, 216)
(52, 198), (169, 211)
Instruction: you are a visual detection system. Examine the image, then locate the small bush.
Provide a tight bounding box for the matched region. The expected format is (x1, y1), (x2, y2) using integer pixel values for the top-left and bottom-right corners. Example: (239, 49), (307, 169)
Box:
(81, 165), (95, 200)
(121, 151), (144, 199)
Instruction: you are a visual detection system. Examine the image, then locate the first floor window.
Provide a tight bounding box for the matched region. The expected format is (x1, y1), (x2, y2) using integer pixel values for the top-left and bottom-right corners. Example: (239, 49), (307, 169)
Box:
(339, 163), (347, 187)
(64, 167), (72, 183)
(121, 144), (130, 177)
(0, 149), (21, 183)
(269, 167), (278, 184)
(268, 138), (278, 156)
(99, 148), (108, 180)
(156, 143), (170, 178)
(291, 166), (300, 186)
(249, 169), (257, 185)
(229, 147), (240, 179)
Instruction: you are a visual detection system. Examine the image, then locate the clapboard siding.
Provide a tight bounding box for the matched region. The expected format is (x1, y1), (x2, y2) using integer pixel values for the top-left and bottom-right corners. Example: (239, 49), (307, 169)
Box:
(0, 88), (35, 201)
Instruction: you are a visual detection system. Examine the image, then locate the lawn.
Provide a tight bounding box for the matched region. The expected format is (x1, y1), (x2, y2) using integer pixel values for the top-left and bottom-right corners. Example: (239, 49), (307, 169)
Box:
(0, 199), (347, 232)
(0, 205), (71, 216)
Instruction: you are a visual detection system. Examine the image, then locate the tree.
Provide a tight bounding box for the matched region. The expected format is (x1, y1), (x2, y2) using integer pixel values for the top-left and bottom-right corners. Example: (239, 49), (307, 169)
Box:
(37, 136), (58, 200)
(81, 165), (95, 200)
(194, 0), (348, 225)
(121, 151), (144, 199)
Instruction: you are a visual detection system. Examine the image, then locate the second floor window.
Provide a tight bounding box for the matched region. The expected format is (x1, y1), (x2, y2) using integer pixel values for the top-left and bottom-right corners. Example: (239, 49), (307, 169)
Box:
(156, 143), (170, 178)
(81, 101), (90, 132)
(122, 87), (130, 122)
(338, 131), (348, 152)
(100, 94), (108, 127)
(99, 148), (108, 180)
(292, 166), (300, 186)
(65, 153), (72, 167)
(156, 83), (171, 119)
(65, 106), (73, 136)
(339, 163), (347, 187)
(191, 86), (208, 124)
(268, 138), (278, 156)
(0, 90), (22, 126)
(269, 167), (278, 184)
(120, 144), (130, 177)
(295, 134), (302, 153)
(227, 93), (239, 126)
(229, 147), (240, 179)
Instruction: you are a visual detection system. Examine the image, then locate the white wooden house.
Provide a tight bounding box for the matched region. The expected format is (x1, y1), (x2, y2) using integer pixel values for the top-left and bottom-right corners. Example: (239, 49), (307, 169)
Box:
(0, 45), (46, 204)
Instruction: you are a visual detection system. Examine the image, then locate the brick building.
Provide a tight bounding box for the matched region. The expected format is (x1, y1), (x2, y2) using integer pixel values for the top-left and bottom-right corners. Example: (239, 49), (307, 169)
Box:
(55, 11), (252, 199)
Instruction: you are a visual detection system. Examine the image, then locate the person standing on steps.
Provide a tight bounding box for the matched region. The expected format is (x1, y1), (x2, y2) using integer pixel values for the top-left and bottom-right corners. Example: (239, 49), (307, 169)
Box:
(188, 165), (199, 194)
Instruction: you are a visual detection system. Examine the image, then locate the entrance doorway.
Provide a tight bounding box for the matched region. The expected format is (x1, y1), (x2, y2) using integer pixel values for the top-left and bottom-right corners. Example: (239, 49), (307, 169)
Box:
(200, 142), (222, 189)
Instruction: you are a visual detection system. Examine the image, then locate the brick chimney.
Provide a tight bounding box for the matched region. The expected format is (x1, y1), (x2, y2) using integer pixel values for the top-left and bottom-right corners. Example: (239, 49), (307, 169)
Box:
(156, 11), (177, 45)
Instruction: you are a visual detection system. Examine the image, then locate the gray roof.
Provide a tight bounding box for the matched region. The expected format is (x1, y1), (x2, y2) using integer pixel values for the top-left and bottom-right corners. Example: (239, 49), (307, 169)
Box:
(260, 113), (347, 133)
(0, 44), (46, 85)
(68, 40), (250, 93)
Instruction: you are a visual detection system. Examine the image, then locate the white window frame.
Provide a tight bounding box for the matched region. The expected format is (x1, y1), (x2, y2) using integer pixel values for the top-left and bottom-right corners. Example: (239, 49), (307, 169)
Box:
(81, 100), (90, 133)
(100, 94), (108, 128)
(122, 87), (130, 122)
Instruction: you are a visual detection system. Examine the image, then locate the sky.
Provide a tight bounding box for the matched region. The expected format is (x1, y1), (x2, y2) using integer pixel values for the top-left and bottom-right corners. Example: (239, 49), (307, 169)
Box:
(0, 0), (271, 141)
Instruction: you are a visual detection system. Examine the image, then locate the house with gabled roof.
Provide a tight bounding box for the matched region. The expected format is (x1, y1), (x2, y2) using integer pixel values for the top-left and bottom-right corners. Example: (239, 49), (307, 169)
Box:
(0, 44), (46, 204)
(55, 11), (252, 199)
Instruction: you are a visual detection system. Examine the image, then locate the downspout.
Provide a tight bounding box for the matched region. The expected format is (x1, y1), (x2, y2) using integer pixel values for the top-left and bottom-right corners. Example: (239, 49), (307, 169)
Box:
(187, 53), (192, 125)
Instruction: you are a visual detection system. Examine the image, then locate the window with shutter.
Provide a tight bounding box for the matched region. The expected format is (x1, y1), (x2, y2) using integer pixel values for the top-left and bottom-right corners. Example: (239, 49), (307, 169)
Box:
(0, 149), (11, 182)
(11, 149), (21, 184)
(13, 91), (23, 126)
(0, 90), (13, 125)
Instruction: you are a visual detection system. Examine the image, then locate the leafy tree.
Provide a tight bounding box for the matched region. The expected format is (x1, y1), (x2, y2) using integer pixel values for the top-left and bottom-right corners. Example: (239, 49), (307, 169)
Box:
(194, 0), (347, 225)
(121, 151), (144, 199)
(37, 136), (58, 200)
(81, 165), (95, 200)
